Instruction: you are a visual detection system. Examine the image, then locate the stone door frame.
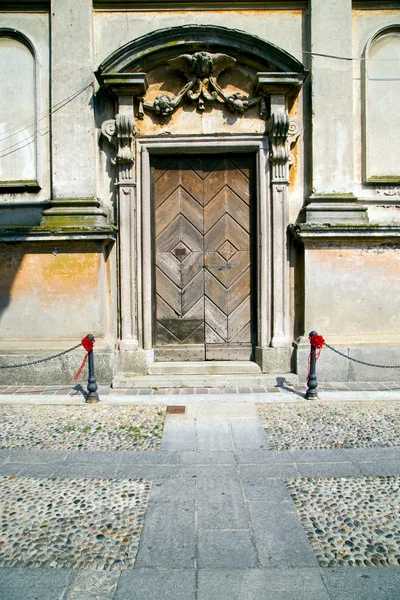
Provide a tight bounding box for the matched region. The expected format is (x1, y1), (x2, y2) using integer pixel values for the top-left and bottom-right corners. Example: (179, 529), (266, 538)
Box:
(97, 25), (308, 375)
(128, 133), (289, 371)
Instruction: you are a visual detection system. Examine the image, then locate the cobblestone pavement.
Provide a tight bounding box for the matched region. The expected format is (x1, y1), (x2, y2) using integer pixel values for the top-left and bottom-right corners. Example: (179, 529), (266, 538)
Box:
(0, 476), (150, 570)
(1, 393), (400, 599)
(0, 405), (165, 451)
(257, 401), (400, 450)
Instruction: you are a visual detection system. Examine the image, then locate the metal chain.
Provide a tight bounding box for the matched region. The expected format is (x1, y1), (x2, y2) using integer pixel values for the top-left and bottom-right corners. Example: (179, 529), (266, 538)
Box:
(324, 342), (400, 369)
(0, 343), (82, 370)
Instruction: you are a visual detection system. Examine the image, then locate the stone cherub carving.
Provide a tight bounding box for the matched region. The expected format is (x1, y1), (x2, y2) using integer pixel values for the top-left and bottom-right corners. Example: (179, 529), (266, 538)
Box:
(137, 51), (262, 119)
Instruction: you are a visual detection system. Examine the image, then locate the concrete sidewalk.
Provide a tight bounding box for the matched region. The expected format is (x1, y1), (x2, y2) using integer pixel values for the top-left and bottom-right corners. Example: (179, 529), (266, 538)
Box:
(1, 390), (400, 599)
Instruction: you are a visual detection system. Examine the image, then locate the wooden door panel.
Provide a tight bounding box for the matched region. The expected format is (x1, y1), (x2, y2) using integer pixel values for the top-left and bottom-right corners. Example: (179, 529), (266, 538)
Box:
(228, 297), (251, 342)
(205, 271), (228, 314)
(156, 267), (181, 315)
(180, 251), (203, 288)
(205, 297), (228, 341)
(182, 269), (203, 315)
(153, 155), (255, 362)
(203, 156), (253, 360)
(154, 158), (205, 360)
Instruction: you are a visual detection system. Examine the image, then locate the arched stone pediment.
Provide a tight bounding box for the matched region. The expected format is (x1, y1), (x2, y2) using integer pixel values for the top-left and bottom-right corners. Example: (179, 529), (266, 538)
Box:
(96, 24), (306, 76)
(97, 24), (307, 185)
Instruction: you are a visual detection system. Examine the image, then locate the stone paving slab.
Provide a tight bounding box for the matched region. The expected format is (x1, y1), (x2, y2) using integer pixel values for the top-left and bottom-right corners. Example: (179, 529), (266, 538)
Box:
(0, 568), (73, 600)
(235, 449), (295, 464)
(197, 530), (258, 568)
(197, 568), (330, 600)
(248, 501), (318, 568)
(230, 418), (267, 450)
(177, 450), (236, 465)
(197, 478), (248, 529)
(241, 476), (293, 502)
(114, 569), (196, 600)
(239, 463), (300, 479)
(296, 461), (363, 477)
(196, 418), (233, 451)
(160, 418), (196, 451)
(66, 570), (120, 600)
(357, 460), (400, 476)
(55, 464), (120, 479)
(321, 567), (400, 600)
(149, 479), (197, 503)
(135, 502), (196, 569)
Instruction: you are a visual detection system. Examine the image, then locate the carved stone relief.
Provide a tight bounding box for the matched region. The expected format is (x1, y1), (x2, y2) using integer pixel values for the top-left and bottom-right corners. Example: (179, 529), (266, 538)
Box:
(137, 51), (264, 120)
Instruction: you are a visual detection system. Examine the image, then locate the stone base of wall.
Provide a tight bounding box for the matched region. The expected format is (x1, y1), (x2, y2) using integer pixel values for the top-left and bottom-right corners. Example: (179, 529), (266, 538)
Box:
(295, 343), (400, 382)
(255, 346), (292, 374)
(0, 349), (114, 386)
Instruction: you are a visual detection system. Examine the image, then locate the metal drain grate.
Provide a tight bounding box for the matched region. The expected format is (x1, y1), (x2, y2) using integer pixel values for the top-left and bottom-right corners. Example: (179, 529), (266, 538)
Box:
(166, 405), (186, 414)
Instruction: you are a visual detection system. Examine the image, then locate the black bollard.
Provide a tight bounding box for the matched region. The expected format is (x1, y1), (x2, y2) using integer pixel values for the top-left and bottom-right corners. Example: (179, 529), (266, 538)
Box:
(305, 330), (319, 400)
(85, 334), (100, 404)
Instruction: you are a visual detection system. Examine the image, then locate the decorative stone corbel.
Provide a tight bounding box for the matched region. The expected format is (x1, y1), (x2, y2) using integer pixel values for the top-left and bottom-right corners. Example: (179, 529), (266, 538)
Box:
(98, 73), (148, 183)
(256, 72), (306, 182)
(267, 110), (290, 182)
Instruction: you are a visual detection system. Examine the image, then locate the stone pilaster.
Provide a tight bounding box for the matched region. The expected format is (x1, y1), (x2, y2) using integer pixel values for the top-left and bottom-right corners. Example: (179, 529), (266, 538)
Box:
(43, 0), (106, 227)
(257, 75), (304, 349)
(256, 73), (305, 367)
(304, 0), (367, 224)
(99, 74), (149, 371)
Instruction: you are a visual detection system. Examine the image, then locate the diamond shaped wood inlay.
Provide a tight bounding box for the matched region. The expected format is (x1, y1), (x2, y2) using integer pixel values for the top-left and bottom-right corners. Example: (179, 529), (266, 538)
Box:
(217, 240), (237, 261)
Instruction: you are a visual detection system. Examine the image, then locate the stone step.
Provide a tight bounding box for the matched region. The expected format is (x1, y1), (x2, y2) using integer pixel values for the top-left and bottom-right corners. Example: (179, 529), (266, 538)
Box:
(148, 361), (262, 375)
(112, 372), (299, 389)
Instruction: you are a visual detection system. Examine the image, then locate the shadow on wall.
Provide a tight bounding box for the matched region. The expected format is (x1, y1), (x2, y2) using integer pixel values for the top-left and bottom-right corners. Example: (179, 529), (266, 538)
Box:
(0, 241), (112, 386)
(0, 242), (25, 329)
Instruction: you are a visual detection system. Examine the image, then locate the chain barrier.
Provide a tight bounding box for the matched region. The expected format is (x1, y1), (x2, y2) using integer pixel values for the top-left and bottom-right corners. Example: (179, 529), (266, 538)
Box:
(0, 343), (82, 370)
(324, 342), (400, 369)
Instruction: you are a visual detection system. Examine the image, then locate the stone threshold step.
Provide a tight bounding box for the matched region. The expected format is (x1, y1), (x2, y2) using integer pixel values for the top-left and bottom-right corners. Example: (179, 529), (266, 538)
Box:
(112, 372), (299, 389)
(148, 361), (262, 375)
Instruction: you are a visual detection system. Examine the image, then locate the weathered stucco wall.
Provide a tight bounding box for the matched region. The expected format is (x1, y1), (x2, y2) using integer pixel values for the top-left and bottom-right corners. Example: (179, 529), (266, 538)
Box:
(352, 9), (400, 227)
(305, 244), (400, 343)
(93, 9), (304, 67)
(0, 11), (50, 202)
(0, 243), (111, 341)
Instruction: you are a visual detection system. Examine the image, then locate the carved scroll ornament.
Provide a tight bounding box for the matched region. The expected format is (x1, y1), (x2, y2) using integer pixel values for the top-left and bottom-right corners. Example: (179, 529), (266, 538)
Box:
(137, 51), (264, 119)
(267, 114), (302, 181)
(101, 113), (136, 180)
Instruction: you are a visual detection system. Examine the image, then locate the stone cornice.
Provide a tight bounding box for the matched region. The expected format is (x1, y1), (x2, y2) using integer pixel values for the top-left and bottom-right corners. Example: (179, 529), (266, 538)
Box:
(94, 1), (308, 9)
(0, 226), (116, 243)
(97, 73), (149, 97)
(290, 224), (400, 244)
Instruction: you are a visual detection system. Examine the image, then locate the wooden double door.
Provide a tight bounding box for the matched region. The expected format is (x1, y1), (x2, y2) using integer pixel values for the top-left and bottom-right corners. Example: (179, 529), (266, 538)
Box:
(152, 154), (256, 361)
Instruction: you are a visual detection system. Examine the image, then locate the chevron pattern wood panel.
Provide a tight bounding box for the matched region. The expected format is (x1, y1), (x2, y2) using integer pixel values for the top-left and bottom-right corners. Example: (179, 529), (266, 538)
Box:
(204, 157), (254, 359)
(153, 155), (255, 361)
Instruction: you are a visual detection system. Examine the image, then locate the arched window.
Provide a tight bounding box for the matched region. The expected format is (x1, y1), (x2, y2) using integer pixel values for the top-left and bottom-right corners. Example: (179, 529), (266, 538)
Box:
(0, 31), (37, 188)
(364, 26), (400, 183)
